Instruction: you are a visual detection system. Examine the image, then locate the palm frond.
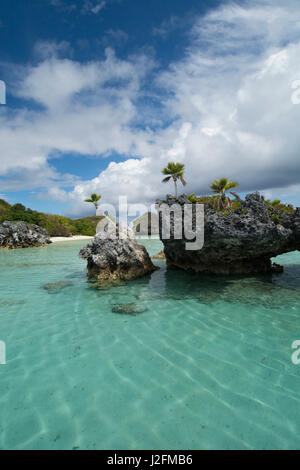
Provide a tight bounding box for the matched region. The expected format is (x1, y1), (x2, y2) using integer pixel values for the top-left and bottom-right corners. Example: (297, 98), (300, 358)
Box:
(225, 181), (239, 191)
(162, 176), (171, 183)
(90, 193), (101, 202)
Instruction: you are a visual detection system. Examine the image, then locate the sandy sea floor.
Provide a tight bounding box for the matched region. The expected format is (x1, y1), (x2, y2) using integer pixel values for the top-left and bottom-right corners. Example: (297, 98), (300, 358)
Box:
(0, 239), (300, 449)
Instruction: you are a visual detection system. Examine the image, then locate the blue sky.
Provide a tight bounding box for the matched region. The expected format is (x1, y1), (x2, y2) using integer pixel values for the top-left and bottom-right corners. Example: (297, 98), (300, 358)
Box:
(0, 0), (300, 217)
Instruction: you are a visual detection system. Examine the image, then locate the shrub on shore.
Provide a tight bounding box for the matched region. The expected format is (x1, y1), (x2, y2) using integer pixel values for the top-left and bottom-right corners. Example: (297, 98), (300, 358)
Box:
(0, 199), (102, 236)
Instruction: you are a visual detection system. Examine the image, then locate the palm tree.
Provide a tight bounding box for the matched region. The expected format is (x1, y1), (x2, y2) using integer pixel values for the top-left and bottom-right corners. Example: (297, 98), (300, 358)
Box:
(162, 162), (186, 198)
(210, 178), (239, 210)
(84, 193), (101, 214)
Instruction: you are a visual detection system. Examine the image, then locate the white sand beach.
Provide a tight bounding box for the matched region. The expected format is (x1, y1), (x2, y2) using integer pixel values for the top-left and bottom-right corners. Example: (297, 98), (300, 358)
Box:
(50, 235), (94, 243)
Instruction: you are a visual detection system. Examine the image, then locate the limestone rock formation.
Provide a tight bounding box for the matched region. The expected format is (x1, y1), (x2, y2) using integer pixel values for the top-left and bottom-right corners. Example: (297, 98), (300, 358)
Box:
(156, 192), (300, 275)
(0, 221), (51, 249)
(79, 224), (158, 282)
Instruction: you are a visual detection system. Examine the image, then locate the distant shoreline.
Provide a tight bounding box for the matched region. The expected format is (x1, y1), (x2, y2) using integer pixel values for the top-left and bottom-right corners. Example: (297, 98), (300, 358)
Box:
(50, 234), (160, 243)
(50, 235), (94, 243)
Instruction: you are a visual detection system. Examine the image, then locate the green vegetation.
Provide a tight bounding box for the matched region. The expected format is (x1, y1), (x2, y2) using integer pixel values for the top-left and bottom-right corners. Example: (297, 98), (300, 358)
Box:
(188, 194), (242, 214)
(187, 193), (200, 203)
(265, 199), (296, 224)
(84, 193), (101, 213)
(187, 190), (296, 221)
(0, 199), (103, 236)
(162, 162), (186, 198)
(209, 177), (239, 210)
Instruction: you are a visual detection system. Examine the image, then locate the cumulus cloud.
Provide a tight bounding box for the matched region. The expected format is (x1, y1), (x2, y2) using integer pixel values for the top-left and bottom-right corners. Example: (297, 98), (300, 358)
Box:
(153, 0), (300, 195)
(0, 48), (154, 185)
(65, 0), (300, 215)
(2, 0), (300, 216)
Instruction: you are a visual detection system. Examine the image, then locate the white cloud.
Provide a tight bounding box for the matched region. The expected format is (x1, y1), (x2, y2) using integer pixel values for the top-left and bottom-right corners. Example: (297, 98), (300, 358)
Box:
(66, 0), (300, 215)
(0, 48), (154, 184)
(2, 0), (300, 216)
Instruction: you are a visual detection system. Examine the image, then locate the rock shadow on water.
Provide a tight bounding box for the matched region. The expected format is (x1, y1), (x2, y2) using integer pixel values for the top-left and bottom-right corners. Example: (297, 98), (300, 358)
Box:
(153, 265), (300, 309)
(42, 280), (73, 294)
(82, 249), (300, 310)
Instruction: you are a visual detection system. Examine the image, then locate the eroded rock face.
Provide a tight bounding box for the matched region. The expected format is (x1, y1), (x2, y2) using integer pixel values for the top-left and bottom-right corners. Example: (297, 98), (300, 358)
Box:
(156, 192), (300, 275)
(79, 230), (158, 282)
(0, 221), (51, 249)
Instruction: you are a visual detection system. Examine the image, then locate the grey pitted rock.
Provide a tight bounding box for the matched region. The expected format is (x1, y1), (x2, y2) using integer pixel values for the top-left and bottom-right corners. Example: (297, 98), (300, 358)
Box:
(156, 192), (300, 275)
(79, 235), (158, 282)
(0, 221), (51, 249)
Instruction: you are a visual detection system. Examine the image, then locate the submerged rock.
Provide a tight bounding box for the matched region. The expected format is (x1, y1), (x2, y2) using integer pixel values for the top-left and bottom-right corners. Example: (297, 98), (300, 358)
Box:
(156, 192), (300, 275)
(0, 221), (51, 249)
(0, 299), (25, 306)
(79, 230), (158, 283)
(112, 302), (148, 315)
(43, 280), (73, 294)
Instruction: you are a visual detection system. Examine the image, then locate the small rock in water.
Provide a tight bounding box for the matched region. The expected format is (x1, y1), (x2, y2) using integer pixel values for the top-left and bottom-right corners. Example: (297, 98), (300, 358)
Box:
(151, 251), (166, 259)
(79, 221), (158, 285)
(43, 280), (73, 294)
(0, 220), (51, 249)
(112, 302), (148, 316)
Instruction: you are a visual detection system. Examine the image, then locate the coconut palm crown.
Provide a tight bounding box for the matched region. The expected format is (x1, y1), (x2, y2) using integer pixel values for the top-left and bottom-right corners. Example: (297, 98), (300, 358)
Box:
(162, 161), (186, 198)
(210, 178), (239, 210)
(84, 193), (101, 213)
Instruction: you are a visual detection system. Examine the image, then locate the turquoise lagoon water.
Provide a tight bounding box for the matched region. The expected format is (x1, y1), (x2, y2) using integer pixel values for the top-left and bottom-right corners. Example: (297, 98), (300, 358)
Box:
(0, 238), (300, 450)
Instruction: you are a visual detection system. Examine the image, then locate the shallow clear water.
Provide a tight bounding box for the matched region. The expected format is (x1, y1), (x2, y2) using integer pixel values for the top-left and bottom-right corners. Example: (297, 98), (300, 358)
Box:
(0, 239), (300, 450)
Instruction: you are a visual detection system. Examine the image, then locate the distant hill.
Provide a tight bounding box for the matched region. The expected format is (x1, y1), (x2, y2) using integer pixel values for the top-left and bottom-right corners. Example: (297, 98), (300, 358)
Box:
(0, 199), (103, 236)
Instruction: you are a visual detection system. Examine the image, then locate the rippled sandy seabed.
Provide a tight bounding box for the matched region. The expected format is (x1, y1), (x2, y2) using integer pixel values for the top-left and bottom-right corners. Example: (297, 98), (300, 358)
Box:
(0, 238), (300, 450)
